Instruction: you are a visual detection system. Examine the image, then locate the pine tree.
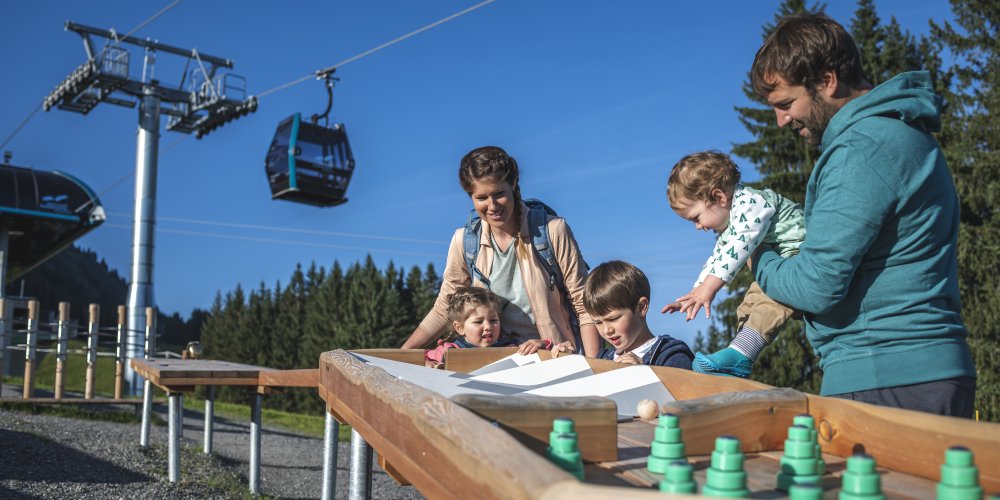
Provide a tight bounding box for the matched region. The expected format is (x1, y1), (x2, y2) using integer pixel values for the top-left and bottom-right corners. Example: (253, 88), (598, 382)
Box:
(931, 0), (1000, 420)
(723, 0), (824, 392)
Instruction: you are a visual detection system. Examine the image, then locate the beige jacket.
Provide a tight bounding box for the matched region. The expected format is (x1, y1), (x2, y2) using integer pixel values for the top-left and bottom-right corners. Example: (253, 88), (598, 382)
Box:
(417, 203), (593, 345)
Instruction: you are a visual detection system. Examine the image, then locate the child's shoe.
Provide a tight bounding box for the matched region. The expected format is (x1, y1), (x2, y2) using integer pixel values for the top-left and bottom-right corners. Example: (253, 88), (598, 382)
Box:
(692, 348), (753, 378)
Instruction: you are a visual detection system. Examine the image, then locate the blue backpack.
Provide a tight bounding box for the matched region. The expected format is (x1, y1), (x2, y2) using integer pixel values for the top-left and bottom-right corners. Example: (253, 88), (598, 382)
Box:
(462, 198), (585, 353)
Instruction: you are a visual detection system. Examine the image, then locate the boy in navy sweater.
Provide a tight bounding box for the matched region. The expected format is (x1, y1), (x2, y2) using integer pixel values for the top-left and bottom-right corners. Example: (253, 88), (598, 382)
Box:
(585, 261), (693, 368)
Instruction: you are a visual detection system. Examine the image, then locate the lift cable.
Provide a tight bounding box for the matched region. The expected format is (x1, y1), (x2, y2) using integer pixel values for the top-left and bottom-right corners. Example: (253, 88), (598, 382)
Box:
(0, 0), (184, 152)
(107, 212), (442, 245)
(255, 0), (496, 99)
(71, 0), (496, 213)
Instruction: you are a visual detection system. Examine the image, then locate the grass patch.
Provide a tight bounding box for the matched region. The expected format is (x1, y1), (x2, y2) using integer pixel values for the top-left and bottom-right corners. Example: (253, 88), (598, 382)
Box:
(181, 397), (352, 441)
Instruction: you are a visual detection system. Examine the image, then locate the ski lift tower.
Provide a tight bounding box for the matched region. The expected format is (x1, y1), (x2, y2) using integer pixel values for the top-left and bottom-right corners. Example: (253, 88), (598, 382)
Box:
(43, 22), (257, 395)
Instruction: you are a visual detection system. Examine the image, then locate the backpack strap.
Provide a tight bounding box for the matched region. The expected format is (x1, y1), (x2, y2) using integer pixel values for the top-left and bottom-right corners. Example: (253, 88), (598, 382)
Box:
(463, 209), (490, 288)
(524, 199), (586, 354)
(525, 200), (562, 292)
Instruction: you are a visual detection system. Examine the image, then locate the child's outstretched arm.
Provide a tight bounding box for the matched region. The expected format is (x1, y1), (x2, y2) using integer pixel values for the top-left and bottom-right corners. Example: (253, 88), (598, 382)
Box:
(662, 275), (726, 321)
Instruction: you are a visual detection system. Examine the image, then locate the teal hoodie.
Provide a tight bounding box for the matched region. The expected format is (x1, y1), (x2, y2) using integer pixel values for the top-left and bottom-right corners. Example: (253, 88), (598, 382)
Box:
(753, 71), (976, 395)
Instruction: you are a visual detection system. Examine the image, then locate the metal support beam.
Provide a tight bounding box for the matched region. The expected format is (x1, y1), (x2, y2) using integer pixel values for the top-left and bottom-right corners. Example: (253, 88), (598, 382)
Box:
(140, 379), (153, 447)
(321, 412), (341, 500)
(168, 392), (181, 482)
(66, 21), (233, 68)
(249, 393), (263, 494)
(125, 82), (160, 396)
(203, 386), (215, 454)
(348, 429), (373, 500)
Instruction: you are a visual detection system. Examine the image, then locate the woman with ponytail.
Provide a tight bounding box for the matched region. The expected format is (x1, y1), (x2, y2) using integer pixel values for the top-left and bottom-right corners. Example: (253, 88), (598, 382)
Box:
(401, 146), (600, 356)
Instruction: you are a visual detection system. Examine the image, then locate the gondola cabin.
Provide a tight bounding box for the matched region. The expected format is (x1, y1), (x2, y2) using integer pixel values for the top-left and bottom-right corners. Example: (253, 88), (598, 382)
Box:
(0, 157), (105, 284)
(264, 112), (355, 207)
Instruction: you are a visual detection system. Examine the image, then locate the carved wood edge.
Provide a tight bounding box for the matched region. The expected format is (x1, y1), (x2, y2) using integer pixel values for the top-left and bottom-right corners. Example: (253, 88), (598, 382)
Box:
(660, 387), (808, 454)
(806, 393), (1000, 491)
(321, 349), (574, 499)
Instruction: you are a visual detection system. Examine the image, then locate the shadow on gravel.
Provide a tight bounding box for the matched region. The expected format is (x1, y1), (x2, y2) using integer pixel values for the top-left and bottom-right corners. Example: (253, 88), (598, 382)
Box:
(0, 429), (152, 484)
(0, 485), (34, 500)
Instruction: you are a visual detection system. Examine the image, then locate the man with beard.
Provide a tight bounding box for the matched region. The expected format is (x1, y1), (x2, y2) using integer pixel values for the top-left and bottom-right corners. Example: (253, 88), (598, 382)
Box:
(747, 13), (976, 416)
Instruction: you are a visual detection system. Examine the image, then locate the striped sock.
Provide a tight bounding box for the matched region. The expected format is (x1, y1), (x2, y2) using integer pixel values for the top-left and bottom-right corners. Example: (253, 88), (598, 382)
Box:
(729, 327), (768, 361)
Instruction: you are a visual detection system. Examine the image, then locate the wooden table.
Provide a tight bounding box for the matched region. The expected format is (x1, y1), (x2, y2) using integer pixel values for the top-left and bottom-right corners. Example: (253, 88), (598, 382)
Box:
(320, 348), (1000, 500)
(130, 358), (321, 495)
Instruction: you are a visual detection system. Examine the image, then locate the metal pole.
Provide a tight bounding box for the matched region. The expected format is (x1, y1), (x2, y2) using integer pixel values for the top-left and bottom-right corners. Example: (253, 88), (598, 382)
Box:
(125, 79), (161, 396)
(348, 429), (373, 500)
(55, 302), (69, 399)
(203, 385), (215, 454)
(168, 392), (180, 482)
(140, 379), (153, 448)
(321, 412), (341, 500)
(249, 393), (262, 495)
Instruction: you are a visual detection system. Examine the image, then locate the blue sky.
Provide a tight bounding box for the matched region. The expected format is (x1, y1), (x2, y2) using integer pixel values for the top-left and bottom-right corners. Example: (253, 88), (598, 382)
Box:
(1, 1), (952, 347)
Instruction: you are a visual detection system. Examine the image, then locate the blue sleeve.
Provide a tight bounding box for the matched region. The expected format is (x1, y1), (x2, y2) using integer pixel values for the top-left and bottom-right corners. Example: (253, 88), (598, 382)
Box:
(646, 337), (694, 370)
(597, 347), (615, 360)
(753, 135), (897, 314)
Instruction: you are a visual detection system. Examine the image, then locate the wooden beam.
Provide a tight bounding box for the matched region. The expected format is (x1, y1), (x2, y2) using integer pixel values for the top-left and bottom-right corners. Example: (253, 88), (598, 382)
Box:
(348, 348), (426, 366)
(260, 369), (318, 388)
(807, 394), (1000, 491)
(451, 394), (618, 462)
(649, 364), (773, 399)
(320, 349), (574, 500)
(659, 388), (807, 455)
(378, 454), (411, 485)
(443, 347), (520, 373)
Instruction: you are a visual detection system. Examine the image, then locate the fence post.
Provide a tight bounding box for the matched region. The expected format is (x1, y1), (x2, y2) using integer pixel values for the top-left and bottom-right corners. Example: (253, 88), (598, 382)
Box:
(55, 302), (70, 399)
(0, 297), (6, 396)
(115, 305), (126, 400)
(23, 299), (39, 399)
(85, 304), (99, 399)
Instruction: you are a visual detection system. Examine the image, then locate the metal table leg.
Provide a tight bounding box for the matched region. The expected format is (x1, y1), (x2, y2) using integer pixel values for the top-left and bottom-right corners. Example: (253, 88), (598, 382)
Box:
(348, 428), (372, 500)
(204, 386), (215, 454)
(249, 393), (262, 495)
(321, 412), (340, 500)
(168, 392), (181, 482)
(140, 379), (153, 447)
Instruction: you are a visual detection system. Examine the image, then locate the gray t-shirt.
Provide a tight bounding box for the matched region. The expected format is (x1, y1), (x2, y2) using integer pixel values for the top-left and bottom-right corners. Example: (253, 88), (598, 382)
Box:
(489, 235), (539, 344)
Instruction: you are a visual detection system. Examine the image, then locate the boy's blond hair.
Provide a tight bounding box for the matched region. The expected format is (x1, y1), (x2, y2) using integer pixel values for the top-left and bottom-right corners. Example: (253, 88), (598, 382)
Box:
(447, 286), (502, 324)
(583, 260), (650, 316)
(667, 150), (741, 209)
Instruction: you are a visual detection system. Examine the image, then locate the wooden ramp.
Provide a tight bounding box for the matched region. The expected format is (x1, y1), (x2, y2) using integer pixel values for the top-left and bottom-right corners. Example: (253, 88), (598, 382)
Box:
(319, 347), (1000, 499)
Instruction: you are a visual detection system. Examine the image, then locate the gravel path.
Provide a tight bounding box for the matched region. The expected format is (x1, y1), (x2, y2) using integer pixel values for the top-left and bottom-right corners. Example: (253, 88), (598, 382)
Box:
(0, 386), (424, 499)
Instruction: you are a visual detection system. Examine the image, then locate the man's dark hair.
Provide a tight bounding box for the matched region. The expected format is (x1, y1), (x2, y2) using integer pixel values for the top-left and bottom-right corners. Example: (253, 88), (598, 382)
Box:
(751, 12), (868, 97)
